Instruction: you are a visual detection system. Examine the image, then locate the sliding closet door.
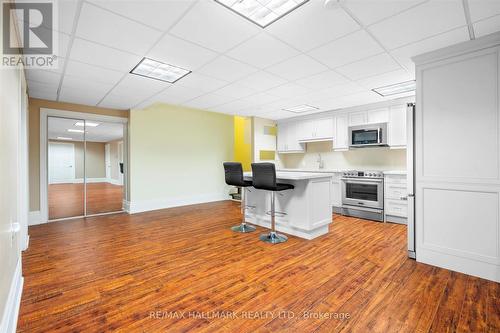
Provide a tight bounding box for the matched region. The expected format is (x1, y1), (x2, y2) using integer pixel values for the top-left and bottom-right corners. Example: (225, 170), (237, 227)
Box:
(85, 121), (124, 215)
(47, 117), (85, 220)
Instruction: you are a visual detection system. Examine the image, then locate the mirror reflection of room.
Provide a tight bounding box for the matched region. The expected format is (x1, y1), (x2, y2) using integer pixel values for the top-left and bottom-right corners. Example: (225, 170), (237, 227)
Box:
(47, 117), (124, 220)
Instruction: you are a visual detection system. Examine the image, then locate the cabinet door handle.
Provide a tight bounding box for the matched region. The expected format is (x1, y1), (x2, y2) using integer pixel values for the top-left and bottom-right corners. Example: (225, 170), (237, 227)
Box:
(400, 196), (408, 201)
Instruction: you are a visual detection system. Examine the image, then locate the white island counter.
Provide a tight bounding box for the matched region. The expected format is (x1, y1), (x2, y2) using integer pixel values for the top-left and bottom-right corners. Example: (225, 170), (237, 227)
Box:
(243, 171), (333, 240)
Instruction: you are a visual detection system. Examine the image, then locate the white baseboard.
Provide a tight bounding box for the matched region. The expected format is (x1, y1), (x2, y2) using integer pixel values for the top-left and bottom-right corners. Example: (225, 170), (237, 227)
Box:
(0, 257), (24, 333)
(128, 192), (227, 214)
(417, 248), (500, 283)
(49, 178), (108, 184)
(107, 178), (123, 186)
(28, 211), (43, 226)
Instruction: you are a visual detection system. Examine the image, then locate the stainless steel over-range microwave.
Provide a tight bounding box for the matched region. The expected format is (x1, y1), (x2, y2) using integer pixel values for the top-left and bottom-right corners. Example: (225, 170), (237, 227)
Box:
(349, 123), (388, 148)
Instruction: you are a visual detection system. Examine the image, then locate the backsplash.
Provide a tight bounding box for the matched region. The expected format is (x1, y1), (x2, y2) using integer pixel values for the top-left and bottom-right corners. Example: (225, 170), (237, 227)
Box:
(280, 141), (406, 171)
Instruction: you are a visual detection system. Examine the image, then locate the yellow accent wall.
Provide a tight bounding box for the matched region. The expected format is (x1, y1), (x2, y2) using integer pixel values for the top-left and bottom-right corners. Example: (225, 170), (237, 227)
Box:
(233, 116), (252, 171)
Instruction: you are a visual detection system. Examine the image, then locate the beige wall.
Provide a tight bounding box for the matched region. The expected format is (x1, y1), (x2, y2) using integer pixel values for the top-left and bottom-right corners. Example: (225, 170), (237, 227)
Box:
(129, 103), (233, 208)
(281, 141), (406, 171)
(29, 98), (127, 211)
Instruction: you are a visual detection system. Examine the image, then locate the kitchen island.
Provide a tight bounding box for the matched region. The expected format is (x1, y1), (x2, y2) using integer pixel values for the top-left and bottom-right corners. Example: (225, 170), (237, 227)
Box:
(243, 171), (333, 240)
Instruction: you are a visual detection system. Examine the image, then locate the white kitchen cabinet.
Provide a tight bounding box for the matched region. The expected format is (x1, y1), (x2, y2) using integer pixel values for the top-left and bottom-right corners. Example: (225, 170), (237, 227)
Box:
(388, 105), (407, 149)
(331, 173), (342, 210)
(277, 121), (304, 153)
(367, 108), (389, 124)
(298, 117), (333, 142)
(333, 114), (349, 151)
(384, 174), (407, 224)
(348, 112), (366, 126)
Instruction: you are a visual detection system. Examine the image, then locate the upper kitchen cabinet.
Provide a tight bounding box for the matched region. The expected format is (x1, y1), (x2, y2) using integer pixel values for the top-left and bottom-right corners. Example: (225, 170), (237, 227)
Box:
(298, 117), (333, 142)
(333, 114), (349, 151)
(388, 105), (407, 149)
(277, 121), (304, 153)
(349, 108), (389, 126)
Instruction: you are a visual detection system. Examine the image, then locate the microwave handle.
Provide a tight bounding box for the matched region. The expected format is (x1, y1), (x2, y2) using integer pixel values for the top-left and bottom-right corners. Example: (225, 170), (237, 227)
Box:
(378, 127), (382, 143)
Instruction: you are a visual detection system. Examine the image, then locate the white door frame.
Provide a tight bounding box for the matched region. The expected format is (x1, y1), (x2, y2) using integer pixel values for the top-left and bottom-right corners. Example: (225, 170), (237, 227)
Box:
(40, 108), (129, 223)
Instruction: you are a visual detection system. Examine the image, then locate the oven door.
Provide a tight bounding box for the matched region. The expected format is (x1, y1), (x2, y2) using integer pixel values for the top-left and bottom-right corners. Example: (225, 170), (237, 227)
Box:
(341, 178), (384, 210)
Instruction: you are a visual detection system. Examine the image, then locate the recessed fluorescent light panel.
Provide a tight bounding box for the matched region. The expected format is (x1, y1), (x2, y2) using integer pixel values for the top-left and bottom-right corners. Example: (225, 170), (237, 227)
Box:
(67, 129), (84, 133)
(215, 0), (309, 28)
(57, 137), (73, 140)
(130, 57), (191, 83)
(283, 104), (319, 113)
(75, 121), (99, 127)
(372, 80), (416, 97)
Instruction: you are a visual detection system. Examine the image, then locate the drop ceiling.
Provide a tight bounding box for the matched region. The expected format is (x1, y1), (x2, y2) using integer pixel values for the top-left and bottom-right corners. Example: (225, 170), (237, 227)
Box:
(24, 0), (500, 120)
(48, 117), (124, 142)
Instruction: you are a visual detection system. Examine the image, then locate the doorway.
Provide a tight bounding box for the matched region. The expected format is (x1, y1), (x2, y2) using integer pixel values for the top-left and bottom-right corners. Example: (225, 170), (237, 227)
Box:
(42, 110), (128, 222)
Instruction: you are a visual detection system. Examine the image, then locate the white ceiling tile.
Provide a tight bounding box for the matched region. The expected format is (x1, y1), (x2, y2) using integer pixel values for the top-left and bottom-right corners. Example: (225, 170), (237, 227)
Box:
(98, 93), (137, 109)
(212, 99), (258, 114)
(176, 72), (229, 93)
(369, 0), (467, 50)
(27, 80), (59, 100)
(343, 0), (426, 26)
(266, 54), (328, 81)
(335, 53), (401, 80)
(356, 69), (413, 90)
(309, 30), (384, 68)
(226, 32), (300, 69)
(88, 0), (193, 31)
(212, 83), (256, 99)
(149, 85), (205, 105)
(266, 83), (312, 99)
(294, 70), (350, 90)
(59, 87), (107, 106)
(267, 1), (360, 51)
(236, 71), (287, 91)
(170, 0), (259, 53)
(333, 91), (384, 109)
(184, 93), (236, 109)
(55, 32), (71, 59)
(390, 26), (469, 73)
(56, 0), (79, 34)
(473, 14), (500, 38)
(198, 56), (258, 82)
(110, 74), (170, 98)
(238, 92), (281, 106)
(147, 34), (218, 71)
(305, 82), (366, 102)
(69, 38), (142, 72)
(468, 0), (500, 22)
(76, 2), (162, 55)
(26, 70), (61, 86)
(65, 60), (123, 85)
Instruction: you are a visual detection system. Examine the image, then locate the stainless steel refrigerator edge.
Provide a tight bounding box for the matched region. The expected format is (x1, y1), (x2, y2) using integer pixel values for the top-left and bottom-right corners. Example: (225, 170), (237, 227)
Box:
(407, 103), (416, 259)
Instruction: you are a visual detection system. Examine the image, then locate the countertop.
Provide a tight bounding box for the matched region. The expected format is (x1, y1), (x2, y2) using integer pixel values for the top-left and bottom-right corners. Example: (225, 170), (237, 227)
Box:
(278, 168), (407, 176)
(244, 171), (333, 180)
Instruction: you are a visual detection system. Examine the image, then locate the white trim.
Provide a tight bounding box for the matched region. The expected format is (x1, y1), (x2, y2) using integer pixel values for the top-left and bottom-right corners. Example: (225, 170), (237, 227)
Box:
(48, 177), (109, 184)
(28, 211), (43, 226)
(128, 193), (227, 214)
(40, 108), (128, 222)
(0, 257), (24, 333)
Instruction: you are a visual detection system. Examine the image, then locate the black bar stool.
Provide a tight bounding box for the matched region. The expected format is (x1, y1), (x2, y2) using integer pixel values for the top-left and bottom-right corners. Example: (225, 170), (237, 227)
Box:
(223, 162), (256, 233)
(251, 163), (294, 244)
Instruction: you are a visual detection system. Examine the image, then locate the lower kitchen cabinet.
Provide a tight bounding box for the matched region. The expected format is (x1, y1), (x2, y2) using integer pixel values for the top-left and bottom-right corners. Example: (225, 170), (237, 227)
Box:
(384, 173), (407, 224)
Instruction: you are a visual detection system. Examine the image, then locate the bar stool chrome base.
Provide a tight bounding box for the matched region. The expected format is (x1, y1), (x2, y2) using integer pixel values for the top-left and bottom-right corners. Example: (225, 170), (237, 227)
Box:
(260, 231), (288, 244)
(231, 223), (256, 233)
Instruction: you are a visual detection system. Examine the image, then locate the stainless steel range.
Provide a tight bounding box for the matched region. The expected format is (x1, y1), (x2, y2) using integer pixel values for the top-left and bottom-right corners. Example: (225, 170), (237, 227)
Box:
(341, 170), (384, 221)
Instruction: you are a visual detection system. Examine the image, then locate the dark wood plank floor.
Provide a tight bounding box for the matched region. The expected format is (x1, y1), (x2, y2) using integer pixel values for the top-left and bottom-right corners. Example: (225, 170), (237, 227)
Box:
(19, 201), (499, 332)
(48, 182), (123, 219)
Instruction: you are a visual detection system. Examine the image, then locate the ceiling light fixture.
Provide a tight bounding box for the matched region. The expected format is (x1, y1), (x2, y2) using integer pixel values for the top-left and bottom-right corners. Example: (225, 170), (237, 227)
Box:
(282, 104), (319, 113)
(215, 0), (309, 28)
(372, 80), (416, 97)
(75, 121), (99, 127)
(56, 137), (73, 140)
(130, 57), (191, 83)
(67, 129), (84, 133)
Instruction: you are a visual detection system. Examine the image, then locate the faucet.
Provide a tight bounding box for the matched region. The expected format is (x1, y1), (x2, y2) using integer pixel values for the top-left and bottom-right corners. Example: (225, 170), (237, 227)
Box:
(317, 153), (324, 169)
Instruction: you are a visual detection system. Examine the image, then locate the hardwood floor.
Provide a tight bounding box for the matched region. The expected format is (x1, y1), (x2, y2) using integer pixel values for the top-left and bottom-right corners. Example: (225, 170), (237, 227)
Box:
(48, 182), (123, 219)
(19, 201), (499, 332)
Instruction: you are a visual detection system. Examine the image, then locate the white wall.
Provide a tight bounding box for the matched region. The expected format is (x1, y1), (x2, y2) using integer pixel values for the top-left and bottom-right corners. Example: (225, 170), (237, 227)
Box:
(414, 32), (500, 282)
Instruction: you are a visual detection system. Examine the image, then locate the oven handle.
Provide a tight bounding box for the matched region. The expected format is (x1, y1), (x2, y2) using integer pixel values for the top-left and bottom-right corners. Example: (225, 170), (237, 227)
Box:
(341, 178), (383, 184)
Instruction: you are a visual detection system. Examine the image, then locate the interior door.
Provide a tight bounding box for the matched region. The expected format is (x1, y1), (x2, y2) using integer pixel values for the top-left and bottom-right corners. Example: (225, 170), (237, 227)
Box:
(105, 143), (111, 180)
(48, 142), (75, 183)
